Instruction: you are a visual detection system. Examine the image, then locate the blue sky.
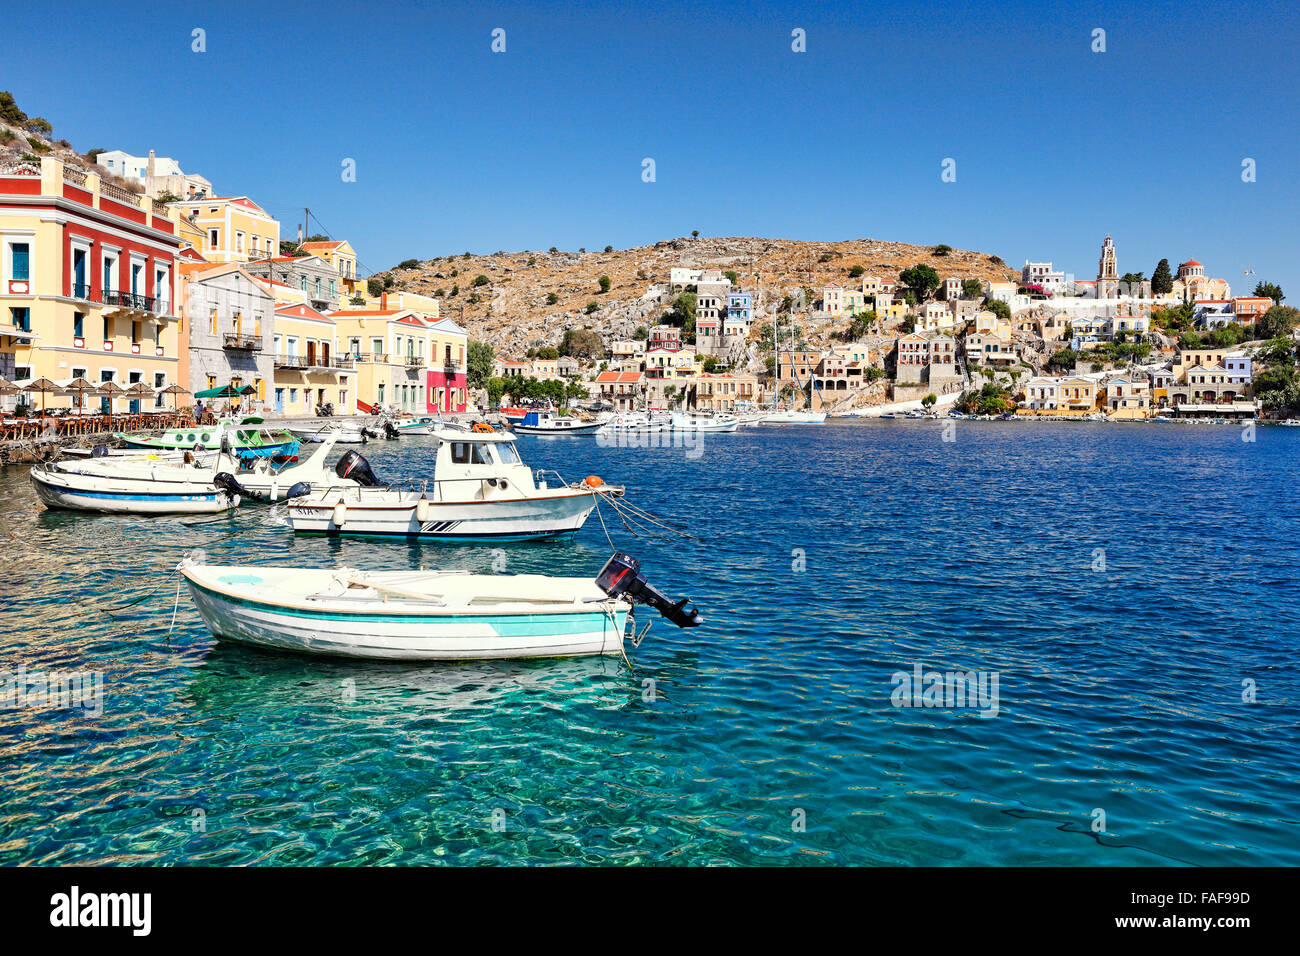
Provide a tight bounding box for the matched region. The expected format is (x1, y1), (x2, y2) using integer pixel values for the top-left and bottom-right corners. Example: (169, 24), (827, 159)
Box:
(9, 0), (1299, 292)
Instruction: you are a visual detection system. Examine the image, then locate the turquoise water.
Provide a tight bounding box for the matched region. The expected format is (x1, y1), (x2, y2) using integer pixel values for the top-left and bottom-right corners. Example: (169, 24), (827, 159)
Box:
(1, 420), (1297, 865)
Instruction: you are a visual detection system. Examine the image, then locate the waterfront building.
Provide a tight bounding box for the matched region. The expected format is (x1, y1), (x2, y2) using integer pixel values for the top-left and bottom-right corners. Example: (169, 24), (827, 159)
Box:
(0, 157), (182, 412)
(1024, 376), (1060, 410)
(1105, 377), (1150, 418)
(178, 263), (275, 406)
(169, 195), (280, 263)
(331, 309), (468, 413)
(1058, 377), (1097, 412)
(270, 303), (355, 416)
(693, 372), (757, 411)
(595, 370), (644, 410)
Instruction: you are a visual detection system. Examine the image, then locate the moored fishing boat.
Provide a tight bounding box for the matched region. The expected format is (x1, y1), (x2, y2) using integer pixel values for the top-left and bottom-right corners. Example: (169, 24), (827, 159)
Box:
(513, 409), (607, 436)
(286, 429), (613, 541)
(670, 410), (739, 432)
(761, 409), (827, 425)
(178, 551), (701, 661)
(601, 411), (668, 433)
(30, 455), (242, 514)
(118, 418), (299, 461)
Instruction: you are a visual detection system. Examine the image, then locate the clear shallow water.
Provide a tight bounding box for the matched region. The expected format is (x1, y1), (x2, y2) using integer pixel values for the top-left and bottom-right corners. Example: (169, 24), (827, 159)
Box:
(1, 420), (1297, 866)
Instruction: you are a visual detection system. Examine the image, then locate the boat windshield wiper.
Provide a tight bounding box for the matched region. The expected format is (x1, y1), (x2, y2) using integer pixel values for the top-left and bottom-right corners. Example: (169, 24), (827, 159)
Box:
(595, 552), (702, 628)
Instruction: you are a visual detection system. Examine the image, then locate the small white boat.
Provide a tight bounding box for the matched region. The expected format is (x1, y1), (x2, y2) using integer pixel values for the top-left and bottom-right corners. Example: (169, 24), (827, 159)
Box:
(1276, 419), (1300, 427)
(179, 551), (702, 661)
(670, 410), (739, 432)
(286, 429), (612, 542)
(289, 422), (374, 444)
(30, 454), (241, 514)
(513, 410), (607, 436)
(602, 412), (668, 433)
(761, 409), (827, 425)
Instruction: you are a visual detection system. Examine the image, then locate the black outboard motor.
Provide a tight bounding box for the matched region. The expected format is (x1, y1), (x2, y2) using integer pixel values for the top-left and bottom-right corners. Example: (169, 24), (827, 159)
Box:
(335, 450), (380, 487)
(90, 444), (109, 458)
(284, 481), (312, 500)
(595, 552), (702, 628)
(213, 472), (251, 503)
(382, 420), (400, 440)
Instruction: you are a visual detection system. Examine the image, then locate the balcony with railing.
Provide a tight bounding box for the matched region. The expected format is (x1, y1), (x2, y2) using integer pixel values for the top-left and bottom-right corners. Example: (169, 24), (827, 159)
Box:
(353, 352), (388, 364)
(274, 354), (309, 369)
(223, 333), (262, 351)
(404, 354), (424, 367)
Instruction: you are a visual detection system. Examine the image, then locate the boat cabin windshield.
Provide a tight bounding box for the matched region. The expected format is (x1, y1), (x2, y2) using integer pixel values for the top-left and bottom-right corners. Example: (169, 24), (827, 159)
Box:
(496, 441), (521, 465)
(449, 441), (491, 465)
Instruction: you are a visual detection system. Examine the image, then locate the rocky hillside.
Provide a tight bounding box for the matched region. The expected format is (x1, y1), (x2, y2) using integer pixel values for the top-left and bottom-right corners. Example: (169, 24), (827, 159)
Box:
(378, 236), (1021, 356)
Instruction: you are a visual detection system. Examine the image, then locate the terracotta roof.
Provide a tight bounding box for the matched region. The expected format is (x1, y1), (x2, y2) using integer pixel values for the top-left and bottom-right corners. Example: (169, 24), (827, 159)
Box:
(596, 371), (643, 383)
(275, 303), (332, 322)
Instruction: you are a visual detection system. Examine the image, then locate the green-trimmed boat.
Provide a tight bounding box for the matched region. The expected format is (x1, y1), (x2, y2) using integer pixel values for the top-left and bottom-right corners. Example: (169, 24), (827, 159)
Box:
(116, 418), (299, 462)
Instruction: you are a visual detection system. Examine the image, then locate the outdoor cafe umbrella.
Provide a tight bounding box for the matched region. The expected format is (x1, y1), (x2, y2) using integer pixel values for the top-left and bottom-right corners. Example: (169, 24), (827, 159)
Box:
(124, 382), (155, 411)
(97, 381), (126, 430)
(21, 377), (59, 426)
(158, 383), (190, 413)
(60, 376), (99, 414)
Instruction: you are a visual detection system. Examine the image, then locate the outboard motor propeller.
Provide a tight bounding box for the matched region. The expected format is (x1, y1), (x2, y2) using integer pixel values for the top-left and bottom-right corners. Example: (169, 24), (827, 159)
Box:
(213, 472), (251, 503)
(284, 481), (312, 500)
(595, 552), (703, 628)
(335, 450), (380, 487)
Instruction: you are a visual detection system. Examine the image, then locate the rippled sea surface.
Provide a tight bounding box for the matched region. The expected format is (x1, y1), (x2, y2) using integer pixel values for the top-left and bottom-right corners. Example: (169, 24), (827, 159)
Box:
(1, 420), (1298, 866)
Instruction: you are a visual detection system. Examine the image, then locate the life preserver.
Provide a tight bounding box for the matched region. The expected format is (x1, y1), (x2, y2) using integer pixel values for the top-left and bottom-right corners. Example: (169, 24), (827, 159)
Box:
(472, 422), (494, 433)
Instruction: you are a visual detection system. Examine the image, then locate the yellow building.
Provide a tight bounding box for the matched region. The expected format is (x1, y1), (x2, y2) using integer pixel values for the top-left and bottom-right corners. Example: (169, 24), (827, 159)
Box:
(300, 240), (361, 306)
(330, 309), (468, 413)
(0, 157), (183, 413)
(270, 303), (355, 416)
(170, 196), (280, 263)
(1058, 377), (1097, 413)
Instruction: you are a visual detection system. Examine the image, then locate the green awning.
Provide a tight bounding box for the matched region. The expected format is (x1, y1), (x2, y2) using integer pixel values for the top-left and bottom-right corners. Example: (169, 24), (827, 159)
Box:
(195, 384), (250, 399)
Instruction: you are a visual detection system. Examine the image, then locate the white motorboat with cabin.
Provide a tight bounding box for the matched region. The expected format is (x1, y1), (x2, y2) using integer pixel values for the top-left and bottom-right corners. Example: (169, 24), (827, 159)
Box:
(513, 409), (608, 436)
(286, 428), (615, 541)
(761, 409), (827, 425)
(179, 551), (701, 661)
(669, 410), (739, 432)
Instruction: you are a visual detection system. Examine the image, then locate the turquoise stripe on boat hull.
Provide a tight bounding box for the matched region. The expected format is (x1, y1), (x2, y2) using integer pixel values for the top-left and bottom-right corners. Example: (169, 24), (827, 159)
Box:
(187, 578), (624, 633)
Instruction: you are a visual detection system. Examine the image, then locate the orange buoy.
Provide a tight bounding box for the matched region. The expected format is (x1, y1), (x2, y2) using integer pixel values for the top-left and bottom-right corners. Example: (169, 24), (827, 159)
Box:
(584, 475), (605, 488)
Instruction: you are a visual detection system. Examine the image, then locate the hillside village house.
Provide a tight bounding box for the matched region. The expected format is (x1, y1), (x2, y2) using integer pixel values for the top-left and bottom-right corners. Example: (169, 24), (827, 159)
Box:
(644, 346), (697, 403)
(96, 149), (211, 201)
(177, 262), (275, 405)
(895, 333), (929, 383)
(271, 302), (355, 415)
(0, 157), (183, 412)
(595, 370), (643, 410)
(492, 359), (529, 378)
(170, 196), (279, 263)
(1021, 261), (1067, 296)
(1233, 296), (1272, 323)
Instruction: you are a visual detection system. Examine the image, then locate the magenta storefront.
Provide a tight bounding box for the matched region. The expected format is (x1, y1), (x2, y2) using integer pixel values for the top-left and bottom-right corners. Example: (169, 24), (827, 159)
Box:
(427, 368), (468, 412)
